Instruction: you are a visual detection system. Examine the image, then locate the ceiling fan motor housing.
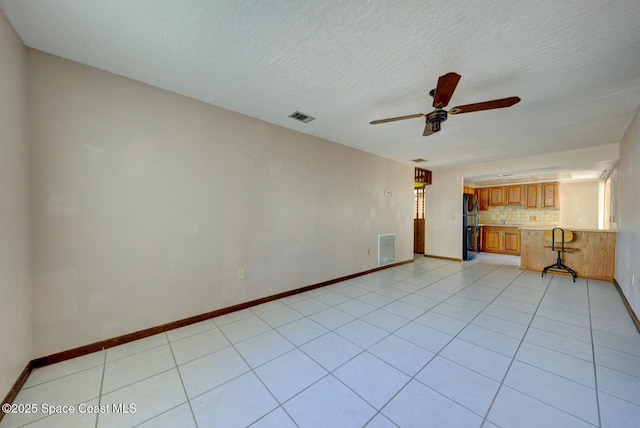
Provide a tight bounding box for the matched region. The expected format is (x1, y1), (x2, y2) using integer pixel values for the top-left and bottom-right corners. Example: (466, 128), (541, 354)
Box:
(426, 109), (447, 123)
(426, 109), (448, 132)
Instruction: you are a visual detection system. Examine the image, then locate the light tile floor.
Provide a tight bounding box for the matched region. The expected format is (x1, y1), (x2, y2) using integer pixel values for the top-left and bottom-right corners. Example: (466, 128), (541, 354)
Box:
(2, 254), (640, 427)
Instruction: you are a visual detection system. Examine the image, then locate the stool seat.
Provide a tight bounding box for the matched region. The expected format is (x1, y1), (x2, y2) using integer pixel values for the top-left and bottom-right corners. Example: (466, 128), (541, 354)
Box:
(542, 227), (577, 282)
(543, 246), (579, 252)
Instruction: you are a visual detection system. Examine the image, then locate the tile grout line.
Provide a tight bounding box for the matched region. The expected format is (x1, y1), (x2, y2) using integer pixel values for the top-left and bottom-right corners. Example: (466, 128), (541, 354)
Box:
(401, 266), (536, 422)
(94, 348), (108, 428)
(214, 319), (299, 427)
(356, 260), (526, 424)
(235, 258), (457, 425)
(479, 273), (554, 427)
(479, 276), (605, 427)
(586, 279), (603, 427)
(270, 259), (456, 425)
(165, 333), (200, 428)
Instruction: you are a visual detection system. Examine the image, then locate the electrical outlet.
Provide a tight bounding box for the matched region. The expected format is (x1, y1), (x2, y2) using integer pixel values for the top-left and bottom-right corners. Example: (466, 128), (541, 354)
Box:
(237, 268), (245, 280)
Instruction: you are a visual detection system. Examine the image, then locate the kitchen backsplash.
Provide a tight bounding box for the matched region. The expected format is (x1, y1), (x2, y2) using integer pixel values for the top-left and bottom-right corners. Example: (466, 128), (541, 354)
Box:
(479, 205), (559, 224)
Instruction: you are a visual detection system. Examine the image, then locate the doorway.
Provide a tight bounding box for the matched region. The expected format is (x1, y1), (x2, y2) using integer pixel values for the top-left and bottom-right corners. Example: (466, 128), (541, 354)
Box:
(414, 185), (425, 254)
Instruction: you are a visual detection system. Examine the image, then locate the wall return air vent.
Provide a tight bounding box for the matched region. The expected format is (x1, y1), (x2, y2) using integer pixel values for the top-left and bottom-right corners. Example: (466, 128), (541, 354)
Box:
(378, 233), (397, 266)
(288, 111), (315, 123)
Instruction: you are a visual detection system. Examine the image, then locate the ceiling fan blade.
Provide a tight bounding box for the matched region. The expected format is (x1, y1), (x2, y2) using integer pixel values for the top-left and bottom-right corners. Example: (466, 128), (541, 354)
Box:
(423, 124), (435, 137)
(432, 72), (461, 108)
(448, 96), (521, 115)
(369, 113), (425, 124)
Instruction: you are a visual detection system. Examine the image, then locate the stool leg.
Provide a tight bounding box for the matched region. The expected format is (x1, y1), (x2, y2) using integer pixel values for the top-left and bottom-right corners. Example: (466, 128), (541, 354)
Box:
(542, 251), (577, 282)
(560, 263), (577, 282)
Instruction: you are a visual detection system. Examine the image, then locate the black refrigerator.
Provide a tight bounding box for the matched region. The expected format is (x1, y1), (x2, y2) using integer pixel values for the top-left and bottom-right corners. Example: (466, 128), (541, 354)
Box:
(463, 194), (480, 261)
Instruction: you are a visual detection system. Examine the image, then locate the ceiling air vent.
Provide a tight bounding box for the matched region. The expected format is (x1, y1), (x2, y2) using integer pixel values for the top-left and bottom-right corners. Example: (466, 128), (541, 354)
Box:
(288, 111), (315, 123)
(411, 158), (427, 163)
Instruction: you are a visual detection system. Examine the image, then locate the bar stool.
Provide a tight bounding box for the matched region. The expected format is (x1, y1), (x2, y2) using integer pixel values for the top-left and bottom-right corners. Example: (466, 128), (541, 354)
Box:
(542, 227), (578, 282)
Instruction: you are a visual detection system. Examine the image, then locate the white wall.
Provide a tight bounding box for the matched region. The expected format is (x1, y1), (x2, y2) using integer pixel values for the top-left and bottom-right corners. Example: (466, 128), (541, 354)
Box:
(615, 107), (640, 316)
(425, 144), (619, 259)
(27, 50), (414, 357)
(0, 12), (31, 398)
(558, 181), (599, 229)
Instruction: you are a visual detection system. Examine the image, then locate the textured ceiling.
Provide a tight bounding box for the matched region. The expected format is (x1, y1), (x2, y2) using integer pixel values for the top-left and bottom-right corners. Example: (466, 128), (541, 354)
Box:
(1, 0), (638, 180)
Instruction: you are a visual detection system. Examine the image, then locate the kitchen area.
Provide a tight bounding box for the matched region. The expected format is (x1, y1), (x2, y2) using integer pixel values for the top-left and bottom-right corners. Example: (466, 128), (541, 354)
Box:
(463, 180), (617, 281)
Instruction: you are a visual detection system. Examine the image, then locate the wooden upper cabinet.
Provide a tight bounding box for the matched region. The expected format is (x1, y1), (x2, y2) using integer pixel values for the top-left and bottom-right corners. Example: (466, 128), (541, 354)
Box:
(476, 188), (489, 211)
(489, 187), (505, 206)
(474, 182), (555, 210)
(525, 184), (539, 209)
(505, 185), (524, 206)
(541, 182), (559, 209)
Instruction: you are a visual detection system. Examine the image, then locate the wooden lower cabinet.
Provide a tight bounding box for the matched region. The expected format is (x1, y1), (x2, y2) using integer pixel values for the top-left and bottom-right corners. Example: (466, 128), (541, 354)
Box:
(483, 228), (501, 252)
(481, 226), (520, 255)
(504, 230), (520, 253)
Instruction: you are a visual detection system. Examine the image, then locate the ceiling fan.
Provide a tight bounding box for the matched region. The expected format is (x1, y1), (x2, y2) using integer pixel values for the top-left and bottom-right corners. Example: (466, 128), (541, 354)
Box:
(370, 72), (521, 136)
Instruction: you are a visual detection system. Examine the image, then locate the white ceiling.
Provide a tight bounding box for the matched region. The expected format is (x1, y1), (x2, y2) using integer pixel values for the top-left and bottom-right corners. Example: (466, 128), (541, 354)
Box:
(1, 0), (638, 181)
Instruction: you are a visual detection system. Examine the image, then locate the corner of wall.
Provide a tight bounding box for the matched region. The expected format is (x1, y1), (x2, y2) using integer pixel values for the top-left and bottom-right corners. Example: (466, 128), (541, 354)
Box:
(614, 106), (640, 317)
(0, 9), (33, 401)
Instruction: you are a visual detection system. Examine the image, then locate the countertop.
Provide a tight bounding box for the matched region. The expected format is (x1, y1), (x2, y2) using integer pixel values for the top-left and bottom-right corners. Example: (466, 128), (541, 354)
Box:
(478, 223), (617, 233)
(518, 226), (617, 233)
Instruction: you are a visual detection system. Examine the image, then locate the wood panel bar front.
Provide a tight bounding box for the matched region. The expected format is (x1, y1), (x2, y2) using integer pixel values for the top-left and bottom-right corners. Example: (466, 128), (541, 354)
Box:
(520, 229), (616, 281)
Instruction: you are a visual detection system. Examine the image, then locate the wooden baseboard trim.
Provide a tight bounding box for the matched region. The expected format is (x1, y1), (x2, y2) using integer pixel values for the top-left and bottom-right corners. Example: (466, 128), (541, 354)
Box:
(1, 361), (34, 422)
(612, 278), (640, 334)
(424, 254), (463, 262)
(31, 259), (413, 368)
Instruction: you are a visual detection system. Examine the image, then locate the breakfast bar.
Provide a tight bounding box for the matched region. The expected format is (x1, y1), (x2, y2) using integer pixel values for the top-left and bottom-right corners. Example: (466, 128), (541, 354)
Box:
(519, 227), (617, 281)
